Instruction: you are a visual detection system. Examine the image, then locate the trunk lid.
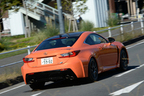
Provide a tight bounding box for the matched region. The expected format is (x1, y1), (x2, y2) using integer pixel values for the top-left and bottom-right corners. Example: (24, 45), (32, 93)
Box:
(26, 47), (71, 68)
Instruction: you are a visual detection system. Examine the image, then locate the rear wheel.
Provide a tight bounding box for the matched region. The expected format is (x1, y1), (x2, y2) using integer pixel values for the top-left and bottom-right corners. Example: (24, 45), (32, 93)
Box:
(29, 82), (45, 90)
(88, 58), (98, 82)
(120, 50), (128, 71)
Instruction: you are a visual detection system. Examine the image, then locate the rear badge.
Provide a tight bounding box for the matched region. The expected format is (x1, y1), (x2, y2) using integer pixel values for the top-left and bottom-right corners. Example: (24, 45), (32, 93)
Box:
(44, 52), (48, 55)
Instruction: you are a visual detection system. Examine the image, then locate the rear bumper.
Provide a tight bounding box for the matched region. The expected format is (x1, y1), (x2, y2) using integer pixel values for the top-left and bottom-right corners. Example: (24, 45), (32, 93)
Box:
(26, 69), (76, 84)
(21, 58), (86, 84)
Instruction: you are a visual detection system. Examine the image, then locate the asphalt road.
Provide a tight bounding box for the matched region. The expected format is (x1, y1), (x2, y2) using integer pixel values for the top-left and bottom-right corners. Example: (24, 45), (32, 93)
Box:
(0, 40), (144, 96)
(0, 53), (27, 75)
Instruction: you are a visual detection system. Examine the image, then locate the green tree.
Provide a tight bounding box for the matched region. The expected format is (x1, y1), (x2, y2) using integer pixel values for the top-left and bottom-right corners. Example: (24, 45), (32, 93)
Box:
(55, 0), (88, 16)
(55, 0), (88, 32)
(0, 0), (22, 19)
(0, 0), (22, 39)
(72, 0), (88, 16)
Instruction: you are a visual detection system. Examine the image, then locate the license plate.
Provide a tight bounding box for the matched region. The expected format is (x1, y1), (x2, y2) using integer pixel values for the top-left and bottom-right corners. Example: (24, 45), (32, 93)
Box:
(41, 57), (53, 65)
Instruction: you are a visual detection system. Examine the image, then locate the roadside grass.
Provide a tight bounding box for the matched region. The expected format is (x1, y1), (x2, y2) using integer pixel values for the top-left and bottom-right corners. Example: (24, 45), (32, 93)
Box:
(92, 25), (120, 34)
(79, 20), (94, 31)
(0, 67), (21, 83)
(0, 25), (59, 59)
(92, 27), (109, 32)
(0, 48), (35, 59)
(115, 30), (143, 42)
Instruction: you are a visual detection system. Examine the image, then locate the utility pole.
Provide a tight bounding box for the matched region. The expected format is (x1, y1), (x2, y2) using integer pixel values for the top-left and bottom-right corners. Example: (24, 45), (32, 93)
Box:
(57, 0), (65, 34)
(135, 0), (138, 19)
(22, 0), (30, 38)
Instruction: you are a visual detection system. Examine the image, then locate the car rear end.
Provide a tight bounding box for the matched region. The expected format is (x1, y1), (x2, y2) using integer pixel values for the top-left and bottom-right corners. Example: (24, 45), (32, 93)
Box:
(21, 33), (85, 84)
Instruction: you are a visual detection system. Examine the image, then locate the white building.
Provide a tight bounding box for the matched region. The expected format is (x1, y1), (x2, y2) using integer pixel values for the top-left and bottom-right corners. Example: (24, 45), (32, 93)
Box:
(74, 0), (109, 28)
(2, 0), (109, 36)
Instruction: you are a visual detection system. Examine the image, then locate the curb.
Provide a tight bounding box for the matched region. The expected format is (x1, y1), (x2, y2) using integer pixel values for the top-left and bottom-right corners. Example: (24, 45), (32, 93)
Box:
(123, 35), (144, 46)
(0, 76), (23, 90)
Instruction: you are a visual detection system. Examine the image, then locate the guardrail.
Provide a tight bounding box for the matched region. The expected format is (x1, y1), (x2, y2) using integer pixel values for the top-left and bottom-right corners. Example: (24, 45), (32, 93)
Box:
(0, 45), (37, 68)
(93, 19), (144, 39)
(0, 18), (144, 68)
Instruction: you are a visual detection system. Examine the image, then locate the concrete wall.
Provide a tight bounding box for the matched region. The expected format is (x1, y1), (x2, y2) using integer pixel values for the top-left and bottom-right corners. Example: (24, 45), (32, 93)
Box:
(94, 0), (108, 27)
(9, 11), (25, 36)
(2, 18), (10, 30)
(73, 0), (108, 28)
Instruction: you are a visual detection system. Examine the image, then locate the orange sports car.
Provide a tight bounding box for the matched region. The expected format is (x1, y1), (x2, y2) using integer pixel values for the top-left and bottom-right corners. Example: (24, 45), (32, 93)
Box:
(21, 31), (129, 90)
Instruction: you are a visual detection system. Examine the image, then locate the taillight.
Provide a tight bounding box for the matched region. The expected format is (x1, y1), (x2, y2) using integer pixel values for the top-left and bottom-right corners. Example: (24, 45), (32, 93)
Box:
(28, 73), (34, 75)
(59, 50), (80, 58)
(23, 58), (34, 63)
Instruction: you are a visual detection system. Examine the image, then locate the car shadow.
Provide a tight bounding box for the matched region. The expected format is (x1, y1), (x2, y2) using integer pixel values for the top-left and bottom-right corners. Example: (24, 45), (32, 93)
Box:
(98, 65), (138, 81)
(26, 65), (138, 92)
(43, 78), (92, 90)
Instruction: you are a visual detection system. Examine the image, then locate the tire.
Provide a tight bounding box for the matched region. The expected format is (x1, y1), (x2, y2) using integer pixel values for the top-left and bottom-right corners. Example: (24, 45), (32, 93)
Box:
(120, 50), (128, 71)
(29, 82), (45, 90)
(88, 58), (98, 82)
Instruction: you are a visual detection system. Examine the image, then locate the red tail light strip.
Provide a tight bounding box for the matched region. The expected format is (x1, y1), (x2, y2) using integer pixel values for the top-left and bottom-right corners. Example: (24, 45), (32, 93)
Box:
(59, 50), (80, 58)
(23, 58), (34, 63)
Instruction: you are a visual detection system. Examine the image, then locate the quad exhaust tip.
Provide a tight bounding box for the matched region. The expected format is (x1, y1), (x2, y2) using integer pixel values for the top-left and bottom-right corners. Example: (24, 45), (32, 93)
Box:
(65, 75), (75, 80)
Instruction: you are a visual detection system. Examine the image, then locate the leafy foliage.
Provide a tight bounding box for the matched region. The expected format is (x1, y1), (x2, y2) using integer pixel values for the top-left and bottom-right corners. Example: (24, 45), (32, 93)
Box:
(0, 43), (4, 51)
(55, 0), (88, 16)
(106, 13), (120, 27)
(79, 20), (94, 31)
(0, 0), (22, 19)
(73, 0), (88, 16)
(31, 24), (59, 44)
(0, 25), (59, 52)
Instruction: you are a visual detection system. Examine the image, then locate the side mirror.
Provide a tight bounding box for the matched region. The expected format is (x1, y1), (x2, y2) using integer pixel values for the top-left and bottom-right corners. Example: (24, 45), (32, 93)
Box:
(108, 37), (115, 43)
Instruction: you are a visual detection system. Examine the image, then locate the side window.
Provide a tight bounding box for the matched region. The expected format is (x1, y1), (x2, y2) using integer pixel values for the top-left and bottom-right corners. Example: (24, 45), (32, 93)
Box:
(85, 34), (107, 45)
(85, 35), (95, 45)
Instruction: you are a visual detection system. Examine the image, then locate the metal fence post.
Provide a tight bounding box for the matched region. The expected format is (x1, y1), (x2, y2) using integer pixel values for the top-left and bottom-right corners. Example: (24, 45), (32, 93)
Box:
(140, 19), (144, 34)
(120, 24), (124, 34)
(93, 31), (96, 33)
(131, 22), (134, 35)
(131, 22), (134, 30)
(108, 27), (111, 37)
(27, 46), (31, 55)
(120, 24), (124, 40)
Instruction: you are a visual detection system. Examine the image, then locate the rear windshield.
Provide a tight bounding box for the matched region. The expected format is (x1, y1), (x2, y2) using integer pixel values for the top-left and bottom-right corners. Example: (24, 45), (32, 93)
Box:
(35, 37), (78, 51)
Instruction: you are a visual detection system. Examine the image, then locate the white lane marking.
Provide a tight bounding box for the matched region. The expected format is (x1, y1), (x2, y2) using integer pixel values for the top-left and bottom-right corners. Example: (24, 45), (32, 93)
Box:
(115, 63), (144, 77)
(115, 41), (144, 77)
(0, 60), (23, 68)
(109, 80), (144, 96)
(126, 41), (144, 49)
(31, 91), (45, 96)
(0, 84), (25, 95)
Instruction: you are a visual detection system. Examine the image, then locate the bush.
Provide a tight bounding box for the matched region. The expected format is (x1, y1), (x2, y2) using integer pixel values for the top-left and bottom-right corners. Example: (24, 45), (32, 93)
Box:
(106, 13), (119, 27)
(44, 24), (59, 37)
(31, 25), (59, 44)
(64, 19), (69, 33)
(79, 20), (94, 31)
(0, 43), (4, 51)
